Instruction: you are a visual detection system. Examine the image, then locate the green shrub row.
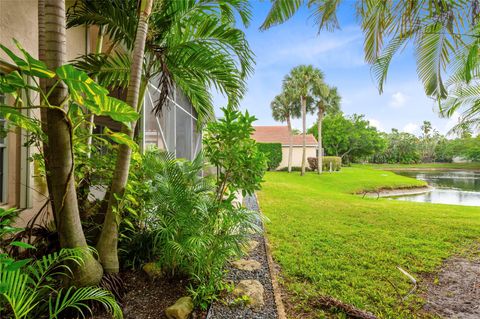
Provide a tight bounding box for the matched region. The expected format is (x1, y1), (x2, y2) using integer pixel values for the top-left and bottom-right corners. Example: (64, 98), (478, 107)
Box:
(257, 143), (283, 170)
(307, 156), (342, 171)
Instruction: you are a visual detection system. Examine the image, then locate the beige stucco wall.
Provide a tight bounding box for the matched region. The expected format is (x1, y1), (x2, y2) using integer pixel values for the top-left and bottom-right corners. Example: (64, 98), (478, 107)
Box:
(278, 146), (317, 169)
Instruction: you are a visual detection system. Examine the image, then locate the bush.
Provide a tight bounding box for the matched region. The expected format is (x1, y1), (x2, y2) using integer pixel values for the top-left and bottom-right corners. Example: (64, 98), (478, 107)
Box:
(307, 157), (341, 171)
(257, 143), (282, 170)
(120, 151), (260, 310)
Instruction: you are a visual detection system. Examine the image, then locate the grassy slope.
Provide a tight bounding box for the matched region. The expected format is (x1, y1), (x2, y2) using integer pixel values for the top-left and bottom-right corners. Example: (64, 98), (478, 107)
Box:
(258, 167), (480, 318)
(359, 162), (480, 170)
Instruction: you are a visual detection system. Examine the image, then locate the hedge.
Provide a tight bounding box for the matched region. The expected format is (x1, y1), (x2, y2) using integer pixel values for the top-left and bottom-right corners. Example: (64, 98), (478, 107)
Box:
(307, 156), (342, 171)
(257, 143), (282, 170)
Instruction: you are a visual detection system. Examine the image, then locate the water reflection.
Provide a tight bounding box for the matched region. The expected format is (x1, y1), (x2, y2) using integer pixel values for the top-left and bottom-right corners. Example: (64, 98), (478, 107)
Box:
(393, 170), (480, 206)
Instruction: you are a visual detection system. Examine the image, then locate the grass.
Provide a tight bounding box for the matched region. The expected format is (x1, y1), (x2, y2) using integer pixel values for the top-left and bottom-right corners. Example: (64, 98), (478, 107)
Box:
(257, 167), (480, 318)
(357, 162), (480, 170)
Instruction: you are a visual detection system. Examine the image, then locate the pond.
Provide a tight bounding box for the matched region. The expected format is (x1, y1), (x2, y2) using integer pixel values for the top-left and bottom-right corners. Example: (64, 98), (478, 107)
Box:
(393, 170), (480, 206)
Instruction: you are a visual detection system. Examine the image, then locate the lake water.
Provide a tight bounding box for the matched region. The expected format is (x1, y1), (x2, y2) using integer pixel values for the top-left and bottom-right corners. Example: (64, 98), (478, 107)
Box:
(393, 170), (480, 206)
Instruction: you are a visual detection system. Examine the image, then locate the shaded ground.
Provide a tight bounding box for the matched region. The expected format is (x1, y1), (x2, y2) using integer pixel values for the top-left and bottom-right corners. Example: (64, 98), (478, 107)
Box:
(95, 271), (206, 319)
(424, 256), (480, 319)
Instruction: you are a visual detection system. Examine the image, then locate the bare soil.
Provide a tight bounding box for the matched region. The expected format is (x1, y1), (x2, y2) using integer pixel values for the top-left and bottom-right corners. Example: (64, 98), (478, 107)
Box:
(423, 256), (480, 318)
(94, 271), (207, 319)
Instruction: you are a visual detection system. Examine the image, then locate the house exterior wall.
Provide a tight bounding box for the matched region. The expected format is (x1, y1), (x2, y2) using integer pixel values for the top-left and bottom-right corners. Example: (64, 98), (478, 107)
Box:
(278, 146), (317, 169)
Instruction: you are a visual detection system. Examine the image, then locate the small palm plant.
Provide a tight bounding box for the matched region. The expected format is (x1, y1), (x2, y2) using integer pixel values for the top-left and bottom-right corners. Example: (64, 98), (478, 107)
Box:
(0, 208), (122, 319)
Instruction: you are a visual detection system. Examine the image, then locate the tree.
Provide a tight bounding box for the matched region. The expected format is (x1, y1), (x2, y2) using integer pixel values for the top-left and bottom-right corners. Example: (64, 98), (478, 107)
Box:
(283, 65), (323, 175)
(43, 0), (103, 286)
(312, 113), (385, 163)
(270, 90), (300, 172)
(372, 129), (420, 164)
(96, 0), (153, 274)
(67, 0), (255, 273)
(260, 1), (480, 132)
(312, 85), (340, 173)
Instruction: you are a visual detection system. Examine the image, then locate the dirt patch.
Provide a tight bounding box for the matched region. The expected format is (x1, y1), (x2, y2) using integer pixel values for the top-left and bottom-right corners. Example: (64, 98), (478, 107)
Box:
(423, 257), (480, 318)
(94, 271), (207, 319)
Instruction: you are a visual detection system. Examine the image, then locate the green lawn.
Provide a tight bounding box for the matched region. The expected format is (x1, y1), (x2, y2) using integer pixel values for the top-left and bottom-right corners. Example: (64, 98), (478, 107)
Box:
(258, 167), (480, 318)
(358, 162), (480, 170)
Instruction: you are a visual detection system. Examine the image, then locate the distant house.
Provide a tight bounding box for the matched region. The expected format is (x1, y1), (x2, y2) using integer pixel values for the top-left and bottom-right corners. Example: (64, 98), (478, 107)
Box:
(252, 126), (318, 169)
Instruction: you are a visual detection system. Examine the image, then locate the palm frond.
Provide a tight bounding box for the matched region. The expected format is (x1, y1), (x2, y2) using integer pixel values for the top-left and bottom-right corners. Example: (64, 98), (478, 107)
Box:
(260, 0), (305, 30)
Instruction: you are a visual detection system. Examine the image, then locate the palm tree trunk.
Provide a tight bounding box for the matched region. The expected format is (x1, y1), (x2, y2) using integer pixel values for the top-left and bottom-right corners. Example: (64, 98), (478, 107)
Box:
(286, 115), (293, 173)
(317, 109), (323, 174)
(96, 0), (153, 273)
(38, 0), (56, 222)
(301, 96), (307, 176)
(44, 0), (102, 286)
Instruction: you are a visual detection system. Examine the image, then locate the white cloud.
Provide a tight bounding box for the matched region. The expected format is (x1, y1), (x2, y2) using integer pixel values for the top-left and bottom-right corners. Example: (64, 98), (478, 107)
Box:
(368, 118), (384, 131)
(389, 92), (407, 108)
(402, 122), (419, 134)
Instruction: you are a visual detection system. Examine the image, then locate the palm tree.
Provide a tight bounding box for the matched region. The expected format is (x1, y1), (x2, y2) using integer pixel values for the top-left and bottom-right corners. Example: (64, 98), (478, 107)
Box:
(43, 0), (103, 285)
(96, 0), (153, 274)
(313, 85), (341, 173)
(260, 1), (480, 130)
(270, 89), (300, 172)
(67, 0), (254, 273)
(284, 65), (324, 175)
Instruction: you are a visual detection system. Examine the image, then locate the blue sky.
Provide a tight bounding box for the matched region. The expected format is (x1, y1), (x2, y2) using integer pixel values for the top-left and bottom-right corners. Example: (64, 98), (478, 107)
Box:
(213, 1), (460, 136)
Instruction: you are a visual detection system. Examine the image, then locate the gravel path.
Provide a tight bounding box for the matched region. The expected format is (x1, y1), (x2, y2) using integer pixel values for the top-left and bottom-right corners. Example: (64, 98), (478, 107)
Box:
(207, 194), (278, 319)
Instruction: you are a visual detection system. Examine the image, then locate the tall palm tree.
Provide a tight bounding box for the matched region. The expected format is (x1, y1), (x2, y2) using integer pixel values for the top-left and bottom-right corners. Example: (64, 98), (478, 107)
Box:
(260, 1), (480, 130)
(284, 65), (324, 175)
(67, 0), (254, 273)
(313, 85), (341, 173)
(270, 89), (300, 172)
(43, 0), (103, 285)
(96, 0), (153, 274)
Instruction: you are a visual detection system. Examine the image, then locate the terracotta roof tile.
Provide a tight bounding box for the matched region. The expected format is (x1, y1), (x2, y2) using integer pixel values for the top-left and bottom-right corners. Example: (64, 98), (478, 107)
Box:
(252, 126), (317, 146)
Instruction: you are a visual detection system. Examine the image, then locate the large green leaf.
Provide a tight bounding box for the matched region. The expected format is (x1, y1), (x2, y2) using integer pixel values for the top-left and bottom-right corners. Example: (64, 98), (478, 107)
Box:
(0, 40), (55, 78)
(0, 71), (26, 93)
(56, 64), (109, 105)
(104, 127), (137, 149)
(86, 95), (139, 124)
(0, 106), (43, 135)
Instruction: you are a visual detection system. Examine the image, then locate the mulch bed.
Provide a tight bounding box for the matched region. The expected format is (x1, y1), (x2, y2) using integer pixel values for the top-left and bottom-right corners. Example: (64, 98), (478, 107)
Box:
(206, 194), (279, 319)
(94, 271), (207, 319)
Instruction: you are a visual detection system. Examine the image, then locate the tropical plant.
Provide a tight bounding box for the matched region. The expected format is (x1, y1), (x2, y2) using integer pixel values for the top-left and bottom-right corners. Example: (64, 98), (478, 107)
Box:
(119, 151), (261, 309)
(270, 89), (300, 172)
(0, 40), (139, 285)
(0, 207), (122, 319)
(371, 129), (421, 164)
(312, 84), (341, 173)
(203, 108), (268, 199)
(283, 65), (324, 175)
(67, 0), (255, 273)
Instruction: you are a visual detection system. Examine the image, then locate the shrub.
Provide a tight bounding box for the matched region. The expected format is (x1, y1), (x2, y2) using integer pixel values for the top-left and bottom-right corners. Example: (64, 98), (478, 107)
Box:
(257, 143), (282, 170)
(120, 151), (260, 310)
(0, 208), (122, 319)
(203, 108), (267, 197)
(307, 157), (342, 171)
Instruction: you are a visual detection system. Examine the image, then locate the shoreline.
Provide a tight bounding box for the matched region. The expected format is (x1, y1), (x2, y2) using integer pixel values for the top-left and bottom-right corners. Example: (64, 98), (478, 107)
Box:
(372, 167), (480, 172)
(360, 186), (433, 198)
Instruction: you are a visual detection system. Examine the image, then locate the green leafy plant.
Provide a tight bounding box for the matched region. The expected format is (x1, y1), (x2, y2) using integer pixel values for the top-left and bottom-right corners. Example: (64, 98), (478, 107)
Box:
(204, 107), (267, 199)
(120, 151), (260, 309)
(0, 208), (122, 319)
(257, 143), (283, 170)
